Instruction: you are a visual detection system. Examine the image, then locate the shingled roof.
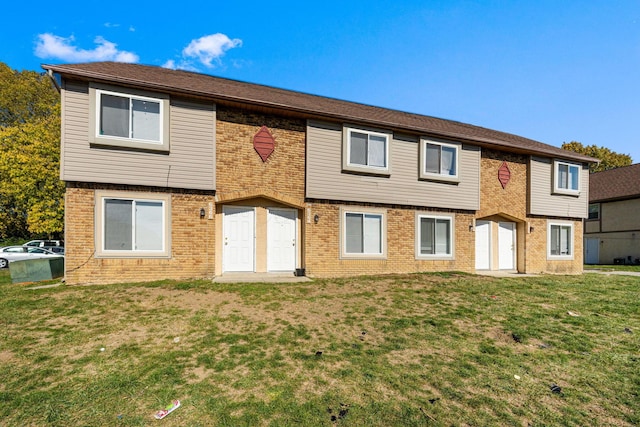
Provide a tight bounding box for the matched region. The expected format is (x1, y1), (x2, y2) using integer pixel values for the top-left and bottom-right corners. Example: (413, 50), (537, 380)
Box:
(589, 163), (640, 202)
(43, 61), (597, 163)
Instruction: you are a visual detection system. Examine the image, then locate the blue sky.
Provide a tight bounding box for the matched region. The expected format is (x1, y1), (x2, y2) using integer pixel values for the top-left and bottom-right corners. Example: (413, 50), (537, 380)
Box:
(2, 1), (639, 162)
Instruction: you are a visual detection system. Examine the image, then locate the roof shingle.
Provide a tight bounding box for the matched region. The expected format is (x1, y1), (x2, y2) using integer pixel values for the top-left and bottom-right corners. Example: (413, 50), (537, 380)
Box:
(42, 61), (598, 163)
(589, 163), (640, 202)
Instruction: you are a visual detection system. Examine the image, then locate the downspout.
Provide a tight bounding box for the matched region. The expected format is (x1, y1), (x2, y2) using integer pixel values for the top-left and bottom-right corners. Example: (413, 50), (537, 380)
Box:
(45, 69), (61, 93)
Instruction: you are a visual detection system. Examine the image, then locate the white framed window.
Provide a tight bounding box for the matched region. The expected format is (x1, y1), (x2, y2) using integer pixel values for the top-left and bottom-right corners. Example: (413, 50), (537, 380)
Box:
(340, 207), (387, 258)
(420, 138), (460, 181)
(342, 126), (391, 175)
(588, 203), (600, 220)
(98, 90), (162, 142)
(415, 213), (454, 259)
(95, 190), (171, 258)
(547, 221), (574, 259)
(89, 84), (170, 152)
(554, 160), (581, 195)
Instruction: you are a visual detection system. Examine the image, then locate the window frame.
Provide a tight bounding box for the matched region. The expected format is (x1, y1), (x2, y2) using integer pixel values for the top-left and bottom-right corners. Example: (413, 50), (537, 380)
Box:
(419, 138), (460, 182)
(588, 203), (600, 220)
(547, 220), (574, 260)
(340, 206), (387, 259)
(89, 83), (170, 152)
(342, 125), (391, 176)
(415, 212), (455, 260)
(553, 160), (581, 195)
(95, 190), (171, 259)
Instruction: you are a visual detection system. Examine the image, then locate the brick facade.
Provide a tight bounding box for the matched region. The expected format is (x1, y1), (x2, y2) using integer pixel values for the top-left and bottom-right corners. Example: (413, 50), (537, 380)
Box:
(477, 149), (583, 274)
(62, 106), (583, 284)
(304, 202), (476, 277)
(215, 107), (306, 202)
(64, 183), (215, 285)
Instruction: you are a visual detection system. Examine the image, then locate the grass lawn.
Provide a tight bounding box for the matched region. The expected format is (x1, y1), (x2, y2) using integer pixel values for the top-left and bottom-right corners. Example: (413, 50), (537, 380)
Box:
(584, 264), (640, 273)
(0, 270), (638, 426)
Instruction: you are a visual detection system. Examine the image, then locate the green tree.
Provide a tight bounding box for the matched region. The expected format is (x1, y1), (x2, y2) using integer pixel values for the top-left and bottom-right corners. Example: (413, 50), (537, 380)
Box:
(0, 63), (64, 240)
(562, 141), (632, 173)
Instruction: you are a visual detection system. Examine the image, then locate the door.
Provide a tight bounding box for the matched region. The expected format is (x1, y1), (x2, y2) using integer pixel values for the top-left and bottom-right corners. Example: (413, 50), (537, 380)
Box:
(223, 206), (255, 272)
(267, 208), (297, 271)
(475, 220), (491, 270)
(585, 238), (599, 264)
(498, 222), (515, 270)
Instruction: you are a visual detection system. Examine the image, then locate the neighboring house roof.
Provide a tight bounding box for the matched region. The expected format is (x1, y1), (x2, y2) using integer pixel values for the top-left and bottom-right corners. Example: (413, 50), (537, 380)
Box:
(43, 61), (597, 163)
(589, 163), (640, 202)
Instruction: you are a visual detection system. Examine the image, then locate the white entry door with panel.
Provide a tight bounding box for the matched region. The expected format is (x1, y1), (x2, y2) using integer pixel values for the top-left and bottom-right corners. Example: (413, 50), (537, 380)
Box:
(475, 220), (491, 270)
(223, 206), (255, 272)
(267, 208), (297, 271)
(498, 222), (516, 270)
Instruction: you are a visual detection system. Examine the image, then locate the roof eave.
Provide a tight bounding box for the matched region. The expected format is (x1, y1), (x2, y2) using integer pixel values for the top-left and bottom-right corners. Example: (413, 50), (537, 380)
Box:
(42, 63), (599, 164)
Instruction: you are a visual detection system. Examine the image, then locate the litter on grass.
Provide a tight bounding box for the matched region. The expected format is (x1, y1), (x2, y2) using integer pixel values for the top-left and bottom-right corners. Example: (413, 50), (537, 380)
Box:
(154, 400), (180, 420)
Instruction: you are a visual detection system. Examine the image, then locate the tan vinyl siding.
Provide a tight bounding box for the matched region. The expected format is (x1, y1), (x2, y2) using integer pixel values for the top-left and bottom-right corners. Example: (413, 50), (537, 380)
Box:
(585, 220), (600, 233)
(600, 198), (640, 232)
(60, 81), (216, 190)
(529, 156), (588, 218)
(307, 120), (480, 210)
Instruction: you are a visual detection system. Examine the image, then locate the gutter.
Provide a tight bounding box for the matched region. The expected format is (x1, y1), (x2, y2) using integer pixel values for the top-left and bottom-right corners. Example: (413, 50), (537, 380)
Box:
(41, 64), (600, 165)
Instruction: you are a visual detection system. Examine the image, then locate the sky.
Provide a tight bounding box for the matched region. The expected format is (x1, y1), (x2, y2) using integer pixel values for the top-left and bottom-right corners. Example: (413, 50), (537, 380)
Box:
(2, 1), (639, 163)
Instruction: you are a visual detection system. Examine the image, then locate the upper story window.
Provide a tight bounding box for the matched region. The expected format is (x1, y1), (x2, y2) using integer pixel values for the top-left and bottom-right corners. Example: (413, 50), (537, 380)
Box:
(554, 160), (581, 195)
(89, 83), (170, 152)
(588, 203), (600, 220)
(420, 138), (460, 182)
(342, 126), (391, 176)
(99, 91), (161, 142)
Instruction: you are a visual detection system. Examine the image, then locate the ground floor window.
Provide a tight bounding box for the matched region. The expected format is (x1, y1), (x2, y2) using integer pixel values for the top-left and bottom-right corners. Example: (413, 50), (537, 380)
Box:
(416, 213), (454, 259)
(548, 221), (573, 259)
(341, 207), (387, 258)
(95, 190), (170, 257)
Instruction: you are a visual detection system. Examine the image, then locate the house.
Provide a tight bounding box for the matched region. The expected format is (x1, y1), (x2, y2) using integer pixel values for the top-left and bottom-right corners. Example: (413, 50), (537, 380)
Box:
(584, 163), (640, 265)
(42, 62), (597, 285)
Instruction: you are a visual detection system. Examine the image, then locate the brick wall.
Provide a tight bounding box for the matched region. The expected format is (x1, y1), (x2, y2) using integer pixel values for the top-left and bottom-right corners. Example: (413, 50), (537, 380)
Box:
(304, 202), (475, 277)
(477, 149), (583, 274)
(215, 107), (306, 202)
(478, 150), (528, 219)
(64, 183), (215, 285)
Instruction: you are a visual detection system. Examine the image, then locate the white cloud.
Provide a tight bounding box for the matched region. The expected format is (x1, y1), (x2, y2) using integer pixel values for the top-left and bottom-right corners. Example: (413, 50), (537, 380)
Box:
(35, 33), (139, 63)
(175, 33), (242, 69)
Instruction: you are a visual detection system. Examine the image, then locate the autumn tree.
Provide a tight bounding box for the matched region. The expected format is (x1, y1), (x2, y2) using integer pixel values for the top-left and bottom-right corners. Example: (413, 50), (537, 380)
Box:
(562, 141), (632, 173)
(0, 62), (64, 240)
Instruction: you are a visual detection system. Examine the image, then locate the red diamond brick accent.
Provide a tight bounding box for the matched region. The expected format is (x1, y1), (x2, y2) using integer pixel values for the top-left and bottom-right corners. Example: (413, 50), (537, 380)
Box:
(498, 161), (511, 189)
(253, 126), (275, 162)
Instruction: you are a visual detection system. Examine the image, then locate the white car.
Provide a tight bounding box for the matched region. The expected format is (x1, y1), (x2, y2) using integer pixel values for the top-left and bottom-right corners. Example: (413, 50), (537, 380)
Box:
(0, 246), (64, 269)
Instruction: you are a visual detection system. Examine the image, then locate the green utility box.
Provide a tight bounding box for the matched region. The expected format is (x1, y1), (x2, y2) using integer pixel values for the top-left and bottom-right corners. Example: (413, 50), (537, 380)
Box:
(10, 258), (64, 284)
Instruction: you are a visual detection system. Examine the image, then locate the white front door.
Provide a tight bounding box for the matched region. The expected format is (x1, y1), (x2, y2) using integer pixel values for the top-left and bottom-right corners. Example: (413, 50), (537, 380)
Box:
(498, 222), (515, 270)
(223, 206), (255, 272)
(267, 208), (297, 271)
(475, 220), (491, 270)
(585, 238), (599, 264)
